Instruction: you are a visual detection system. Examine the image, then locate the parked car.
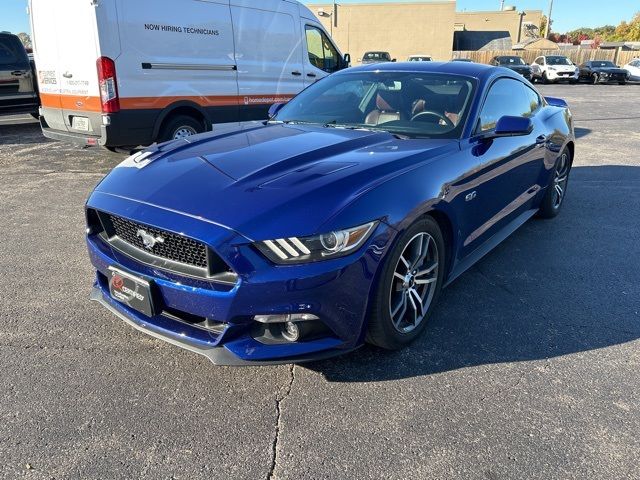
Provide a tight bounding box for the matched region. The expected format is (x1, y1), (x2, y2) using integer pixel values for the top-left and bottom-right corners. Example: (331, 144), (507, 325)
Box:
(623, 58), (640, 81)
(361, 51), (393, 64)
(530, 55), (579, 84)
(578, 60), (628, 85)
(28, 0), (349, 150)
(489, 55), (532, 80)
(86, 62), (575, 365)
(407, 55), (432, 62)
(0, 31), (39, 117)
(451, 58), (473, 62)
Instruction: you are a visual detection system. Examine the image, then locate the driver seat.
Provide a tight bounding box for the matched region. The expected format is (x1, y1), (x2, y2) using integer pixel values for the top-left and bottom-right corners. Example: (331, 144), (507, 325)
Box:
(365, 91), (403, 126)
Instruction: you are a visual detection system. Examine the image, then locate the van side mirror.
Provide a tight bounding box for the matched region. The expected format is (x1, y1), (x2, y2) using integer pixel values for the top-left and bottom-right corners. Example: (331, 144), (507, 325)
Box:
(268, 103), (285, 119)
(493, 116), (533, 137)
(343, 53), (351, 67)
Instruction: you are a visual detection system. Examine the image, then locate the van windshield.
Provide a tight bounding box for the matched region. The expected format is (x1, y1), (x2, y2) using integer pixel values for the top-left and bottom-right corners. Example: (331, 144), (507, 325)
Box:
(273, 71), (476, 139)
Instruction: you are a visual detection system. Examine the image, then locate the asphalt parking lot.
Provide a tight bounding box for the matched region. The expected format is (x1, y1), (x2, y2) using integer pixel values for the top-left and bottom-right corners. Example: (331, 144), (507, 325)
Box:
(1, 84), (639, 480)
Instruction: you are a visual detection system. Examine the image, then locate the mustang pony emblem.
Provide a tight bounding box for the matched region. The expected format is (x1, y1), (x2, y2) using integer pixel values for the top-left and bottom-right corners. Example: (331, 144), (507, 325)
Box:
(136, 229), (165, 250)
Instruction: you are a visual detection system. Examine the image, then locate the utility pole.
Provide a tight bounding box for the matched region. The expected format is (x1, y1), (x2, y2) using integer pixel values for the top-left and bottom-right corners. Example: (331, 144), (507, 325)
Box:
(333, 0), (338, 30)
(500, 0), (505, 11)
(546, 0), (554, 39)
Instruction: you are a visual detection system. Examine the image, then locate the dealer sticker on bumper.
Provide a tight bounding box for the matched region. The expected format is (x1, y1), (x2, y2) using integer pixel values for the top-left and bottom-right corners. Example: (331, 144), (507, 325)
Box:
(108, 267), (155, 318)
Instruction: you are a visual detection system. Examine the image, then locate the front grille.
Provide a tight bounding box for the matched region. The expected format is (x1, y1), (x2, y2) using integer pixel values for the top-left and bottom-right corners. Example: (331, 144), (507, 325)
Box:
(109, 215), (208, 268)
(88, 209), (238, 284)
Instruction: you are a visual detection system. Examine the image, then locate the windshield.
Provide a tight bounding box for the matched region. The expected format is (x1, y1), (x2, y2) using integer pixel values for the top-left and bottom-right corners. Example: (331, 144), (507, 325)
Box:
(591, 61), (616, 68)
(546, 56), (572, 66)
(409, 56), (432, 62)
(498, 56), (526, 66)
(273, 71), (476, 139)
(364, 52), (390, 61)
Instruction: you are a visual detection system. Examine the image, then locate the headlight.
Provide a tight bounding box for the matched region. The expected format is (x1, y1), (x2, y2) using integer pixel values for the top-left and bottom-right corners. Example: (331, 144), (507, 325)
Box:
(255, 221), (378, 264)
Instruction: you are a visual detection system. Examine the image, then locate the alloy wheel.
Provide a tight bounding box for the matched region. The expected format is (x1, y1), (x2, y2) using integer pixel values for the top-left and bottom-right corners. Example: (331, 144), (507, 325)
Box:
(389, 232), (439, 333)
(553, 152), (570, 209)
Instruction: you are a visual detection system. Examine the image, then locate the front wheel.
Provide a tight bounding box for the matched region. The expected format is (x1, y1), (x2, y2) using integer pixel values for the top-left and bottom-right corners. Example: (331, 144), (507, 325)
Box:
(618, 81), (626, 85)
(538, 148), (572, 219)
(366, 217), (445, 350)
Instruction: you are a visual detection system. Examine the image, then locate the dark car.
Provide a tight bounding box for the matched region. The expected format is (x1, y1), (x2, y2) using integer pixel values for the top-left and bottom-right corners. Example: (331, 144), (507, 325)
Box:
(578, 60), (628, 85)
(490, 55), (532, 80)
(0, 32), (39, 117)
(361, 51), (393, 65)
(86, 61), (575, 365)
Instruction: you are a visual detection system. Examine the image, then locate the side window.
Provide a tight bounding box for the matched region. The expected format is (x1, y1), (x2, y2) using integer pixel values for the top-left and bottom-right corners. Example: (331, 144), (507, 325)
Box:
(0, 36), (27, 66)
(477, 78), (535, 132)
(522, 85), (541, 117)
(305, 25), (340, 73)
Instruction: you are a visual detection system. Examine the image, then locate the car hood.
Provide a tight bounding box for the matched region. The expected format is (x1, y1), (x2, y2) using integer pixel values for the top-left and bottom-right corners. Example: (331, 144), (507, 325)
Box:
(504, 65), (530, 72)
(93, 123), (457, 241)
(593, 67), (627, 74)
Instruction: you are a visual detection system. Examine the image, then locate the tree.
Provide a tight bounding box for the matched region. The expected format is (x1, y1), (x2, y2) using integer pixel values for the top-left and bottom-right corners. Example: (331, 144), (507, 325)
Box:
(16, 32), (32, 49)
(540, 15), (548, 38)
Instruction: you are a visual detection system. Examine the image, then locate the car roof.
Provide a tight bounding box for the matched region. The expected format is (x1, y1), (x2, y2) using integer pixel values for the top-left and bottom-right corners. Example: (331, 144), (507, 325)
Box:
(343, 61), (507, 81)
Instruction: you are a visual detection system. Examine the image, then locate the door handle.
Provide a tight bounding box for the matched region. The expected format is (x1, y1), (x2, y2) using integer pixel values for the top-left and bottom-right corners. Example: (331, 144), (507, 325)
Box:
(11, 70), (25, 76)
(291, 71), (302, 76)
(62, 71), (73, 79)
(307, 73), (317, 78)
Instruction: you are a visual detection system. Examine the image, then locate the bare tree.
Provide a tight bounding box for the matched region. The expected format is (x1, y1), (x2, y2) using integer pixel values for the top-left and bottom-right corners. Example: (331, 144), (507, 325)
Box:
(16, 32), (32, 49)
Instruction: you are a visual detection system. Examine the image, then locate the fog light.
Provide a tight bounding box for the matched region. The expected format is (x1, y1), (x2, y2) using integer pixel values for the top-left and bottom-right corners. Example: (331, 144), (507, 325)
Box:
(282, 322), (300, 342)
(253, 313), (319, 324)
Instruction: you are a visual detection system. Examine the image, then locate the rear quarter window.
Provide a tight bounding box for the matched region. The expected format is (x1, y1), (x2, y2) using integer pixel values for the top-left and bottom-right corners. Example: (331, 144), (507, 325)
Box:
(0, 36), (28, 66)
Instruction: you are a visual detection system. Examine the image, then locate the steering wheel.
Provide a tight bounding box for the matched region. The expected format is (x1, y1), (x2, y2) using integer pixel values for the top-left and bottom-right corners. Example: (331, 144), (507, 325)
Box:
(411, 110), (454, 127)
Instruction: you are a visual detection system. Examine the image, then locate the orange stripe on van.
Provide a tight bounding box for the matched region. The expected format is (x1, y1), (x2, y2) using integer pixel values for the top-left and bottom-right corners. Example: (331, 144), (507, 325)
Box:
(39, 93), (294, 112)
(40, 93), (102, 112)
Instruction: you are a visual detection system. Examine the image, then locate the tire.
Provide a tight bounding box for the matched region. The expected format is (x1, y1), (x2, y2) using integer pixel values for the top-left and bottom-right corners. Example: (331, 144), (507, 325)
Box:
(592, 73), (599, 85)
(158, 115), (204, 143)
(618, 81), (626, 86)
(366, 217), (446, 350)
(538, 148), (572, 219)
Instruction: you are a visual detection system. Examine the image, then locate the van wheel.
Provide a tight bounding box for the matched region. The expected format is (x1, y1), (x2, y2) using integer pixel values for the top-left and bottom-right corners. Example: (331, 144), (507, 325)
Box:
(158, 115), (204, 143)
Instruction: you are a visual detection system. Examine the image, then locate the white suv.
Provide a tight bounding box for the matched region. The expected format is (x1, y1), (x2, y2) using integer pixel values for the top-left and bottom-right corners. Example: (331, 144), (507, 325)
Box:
(530, 55), (579, 84)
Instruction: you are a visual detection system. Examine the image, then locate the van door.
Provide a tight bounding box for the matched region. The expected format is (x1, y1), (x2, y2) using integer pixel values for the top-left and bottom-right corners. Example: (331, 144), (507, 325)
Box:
(231, 2), (304, 121)
(116, 0), (238, 125)
(301, 23), (342, 87)
(31, 0), (102, 134)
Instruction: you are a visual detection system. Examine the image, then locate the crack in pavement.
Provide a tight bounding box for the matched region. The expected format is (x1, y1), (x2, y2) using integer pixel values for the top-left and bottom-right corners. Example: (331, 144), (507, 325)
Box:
(267, 364), (295, 480)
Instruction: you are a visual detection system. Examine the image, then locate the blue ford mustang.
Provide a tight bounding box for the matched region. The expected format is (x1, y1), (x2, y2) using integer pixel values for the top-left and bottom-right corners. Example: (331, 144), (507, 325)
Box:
(86, 62), (574, 365)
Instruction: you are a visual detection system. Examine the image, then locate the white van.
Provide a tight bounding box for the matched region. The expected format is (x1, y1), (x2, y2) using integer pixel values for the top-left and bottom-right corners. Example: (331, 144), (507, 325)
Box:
(28, 0), (349, 150)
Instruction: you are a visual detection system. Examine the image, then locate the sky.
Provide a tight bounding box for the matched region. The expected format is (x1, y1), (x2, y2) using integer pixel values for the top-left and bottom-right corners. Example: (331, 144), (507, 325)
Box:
(1, 0), (637, 35)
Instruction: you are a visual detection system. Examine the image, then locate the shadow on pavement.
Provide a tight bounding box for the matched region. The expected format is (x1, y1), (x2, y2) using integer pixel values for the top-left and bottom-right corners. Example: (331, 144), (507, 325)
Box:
(307, 165), (640, 382)
(574, 127), (592, 139)
(0, 121), (49, 145)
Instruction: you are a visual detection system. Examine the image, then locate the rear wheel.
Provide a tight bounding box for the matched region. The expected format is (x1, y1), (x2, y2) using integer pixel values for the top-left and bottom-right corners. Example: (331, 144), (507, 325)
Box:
(366, 217), (445, 350)
(158, 115), (205, 143)
(538, 148), (571, 219)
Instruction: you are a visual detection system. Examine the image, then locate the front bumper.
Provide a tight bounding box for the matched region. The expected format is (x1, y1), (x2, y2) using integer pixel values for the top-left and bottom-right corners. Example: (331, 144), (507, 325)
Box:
(86, 201), (395, 365)
(546, 70), (578, 82)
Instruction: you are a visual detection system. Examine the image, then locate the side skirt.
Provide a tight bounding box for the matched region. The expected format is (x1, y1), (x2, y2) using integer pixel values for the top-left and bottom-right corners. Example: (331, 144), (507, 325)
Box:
(444, 208), (538, 287)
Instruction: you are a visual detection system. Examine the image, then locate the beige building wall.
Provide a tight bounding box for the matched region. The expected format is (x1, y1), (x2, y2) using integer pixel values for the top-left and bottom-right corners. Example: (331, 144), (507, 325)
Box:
(454, 9), (543, 44)
(309, 2), (457, 62)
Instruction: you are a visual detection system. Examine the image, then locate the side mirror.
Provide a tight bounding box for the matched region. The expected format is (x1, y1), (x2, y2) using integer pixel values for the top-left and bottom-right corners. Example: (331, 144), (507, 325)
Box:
(391, 58), (397, 62)
(343, 53), (351, 67)
(544, 96), (568, 108)
(268, 103), (285, 119)
(493, 116), (533, 137)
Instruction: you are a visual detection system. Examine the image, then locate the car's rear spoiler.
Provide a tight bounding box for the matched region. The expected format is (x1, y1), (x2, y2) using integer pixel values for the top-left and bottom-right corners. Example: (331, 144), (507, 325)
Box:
(544, 96), (569, 108)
